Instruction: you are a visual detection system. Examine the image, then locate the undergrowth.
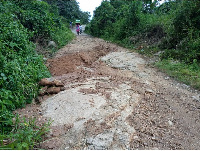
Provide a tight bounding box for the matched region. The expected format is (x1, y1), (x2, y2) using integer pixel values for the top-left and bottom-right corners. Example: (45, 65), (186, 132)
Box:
(0, 116), (51, 150)
(155, 59), (200, 90)
(86, 0), (200, 91)
(0, 0), (77, 149)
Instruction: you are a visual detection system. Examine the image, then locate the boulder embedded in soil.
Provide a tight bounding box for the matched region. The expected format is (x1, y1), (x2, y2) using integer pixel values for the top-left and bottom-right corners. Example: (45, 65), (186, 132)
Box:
(46, 87), (61, 94)
(39, 78), (65, 96)
(39, 78), (53, 86)
(39, 78), (64, 87)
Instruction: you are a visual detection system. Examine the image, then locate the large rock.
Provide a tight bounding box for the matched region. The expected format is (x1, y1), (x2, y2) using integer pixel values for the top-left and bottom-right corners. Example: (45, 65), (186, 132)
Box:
(39, 78), (54, 86)
(39, 78), (65, 96)
(39, 78), (64, 87)
(46, 87), (61, 94)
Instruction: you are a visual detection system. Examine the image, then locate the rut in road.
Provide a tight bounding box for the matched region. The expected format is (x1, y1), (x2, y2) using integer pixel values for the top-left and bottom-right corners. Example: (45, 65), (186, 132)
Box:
(16, 32), (200, 150)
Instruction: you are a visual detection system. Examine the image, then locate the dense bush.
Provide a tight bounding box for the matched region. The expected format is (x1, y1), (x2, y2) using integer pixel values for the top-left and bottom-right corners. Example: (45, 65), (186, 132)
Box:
(44, 0), (91, 25)
(8, 0), (74, 47)
(0, 116), (51, 150)
(88, 1), (115, 37)
(0, 1), (51, 134)
(87, 1), (141, 40)
(0, 0), (89, 149)
(86, 0), (200, 64)
(0, 0), (81, 138)
(13, 0), (54, 41)
(161, 1), (200, 63)
(85, 0), (200, 89)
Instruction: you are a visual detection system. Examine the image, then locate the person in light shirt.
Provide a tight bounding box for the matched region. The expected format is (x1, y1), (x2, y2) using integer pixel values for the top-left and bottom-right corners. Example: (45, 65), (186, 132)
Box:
(79, 25), (82, 34)
(76, 25), (80, 35)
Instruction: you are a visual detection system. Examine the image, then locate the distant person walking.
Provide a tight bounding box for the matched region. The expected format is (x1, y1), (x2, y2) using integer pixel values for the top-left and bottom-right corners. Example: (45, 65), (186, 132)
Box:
(76, 25), (80, 35)
(79, 25), (82, 34)
(70, 21), (72, 29)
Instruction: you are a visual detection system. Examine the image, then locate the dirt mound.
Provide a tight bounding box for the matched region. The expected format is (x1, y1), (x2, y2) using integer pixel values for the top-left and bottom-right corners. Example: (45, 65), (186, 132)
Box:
(46, 45), (112, 76)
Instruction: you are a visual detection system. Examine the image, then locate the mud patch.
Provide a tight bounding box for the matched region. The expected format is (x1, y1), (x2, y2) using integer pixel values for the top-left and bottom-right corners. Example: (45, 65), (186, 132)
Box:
(47, 45), (116, 76)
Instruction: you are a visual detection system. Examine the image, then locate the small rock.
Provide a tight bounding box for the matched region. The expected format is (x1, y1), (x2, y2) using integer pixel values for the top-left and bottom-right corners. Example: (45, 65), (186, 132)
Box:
(86, 138), (94, 145)
(192, 95), (200, 102)
(52, 129), (62, 137)
(48, 41), (57, 48)
(154, 51), (164, 56)
(95, 146), (105, 150)
(137, 45), (144, 50)
(151, 147), (159, 150)
(43, 57), (48, 61)
(133, 136), (139, 140)
(145, 89), (154, 94)
(60, 87), (66, 91)
(182, 84), (190, 89)
(168, 120), (173, 126)
(165, 77), (170, 80)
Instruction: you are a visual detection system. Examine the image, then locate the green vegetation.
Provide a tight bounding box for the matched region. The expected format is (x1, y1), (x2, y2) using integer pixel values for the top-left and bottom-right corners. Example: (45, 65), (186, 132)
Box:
(0, 0), (51, 135)
(156, 59), (200, 90)
(0, 116), (51, 150)
(44, 0), (91, 25)
(86, 0), (200, 89)
(0, 0), (89, 149)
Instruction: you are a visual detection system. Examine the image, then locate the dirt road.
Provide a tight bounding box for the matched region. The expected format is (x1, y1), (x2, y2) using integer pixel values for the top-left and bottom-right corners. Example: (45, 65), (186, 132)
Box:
(16, 29), (200, 150)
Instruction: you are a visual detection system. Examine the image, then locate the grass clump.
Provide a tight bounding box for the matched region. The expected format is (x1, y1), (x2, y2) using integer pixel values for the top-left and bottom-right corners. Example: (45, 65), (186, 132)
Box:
(0, 116), (51, 150)
(155, 59), (200, 90)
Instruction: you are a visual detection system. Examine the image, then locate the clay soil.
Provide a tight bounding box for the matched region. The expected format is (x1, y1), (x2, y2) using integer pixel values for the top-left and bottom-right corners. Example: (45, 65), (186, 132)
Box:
(15, 31), (200, 150)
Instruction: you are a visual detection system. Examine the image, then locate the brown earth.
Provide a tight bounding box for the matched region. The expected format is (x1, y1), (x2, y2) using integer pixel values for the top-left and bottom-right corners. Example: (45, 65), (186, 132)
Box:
(14, 30), (200, 150)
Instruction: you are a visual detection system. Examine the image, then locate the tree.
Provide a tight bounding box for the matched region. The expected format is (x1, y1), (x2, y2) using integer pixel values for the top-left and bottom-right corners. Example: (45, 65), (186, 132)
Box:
(91, 1), (115, 36)
(44, 0), (90, 24)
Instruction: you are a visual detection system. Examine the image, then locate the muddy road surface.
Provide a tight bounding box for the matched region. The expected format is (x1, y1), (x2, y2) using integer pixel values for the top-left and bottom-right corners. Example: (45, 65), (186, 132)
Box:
(15, 30), (200, 150)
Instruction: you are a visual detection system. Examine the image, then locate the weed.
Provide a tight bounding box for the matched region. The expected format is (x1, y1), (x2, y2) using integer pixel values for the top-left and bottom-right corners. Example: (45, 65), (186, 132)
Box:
(155, 59), (200, 90)
(0, 115), (51, 150)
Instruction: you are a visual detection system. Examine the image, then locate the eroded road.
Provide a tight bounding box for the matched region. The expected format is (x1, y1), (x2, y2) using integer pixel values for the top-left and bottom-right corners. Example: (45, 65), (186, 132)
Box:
(16, 29), (200, 150)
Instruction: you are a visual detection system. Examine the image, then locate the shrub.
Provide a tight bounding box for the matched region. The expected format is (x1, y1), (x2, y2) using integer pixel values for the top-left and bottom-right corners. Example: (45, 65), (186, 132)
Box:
(0, 0), (84, 149)
(0, 1), (51, 134)
(156, 59), (200, 90)
(86, 0), (200, 90)
(0, 116), (51, 150)
(11, 0), (58, 44)
(50, 23), (74, 49)
(161, 1), (200, 63)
